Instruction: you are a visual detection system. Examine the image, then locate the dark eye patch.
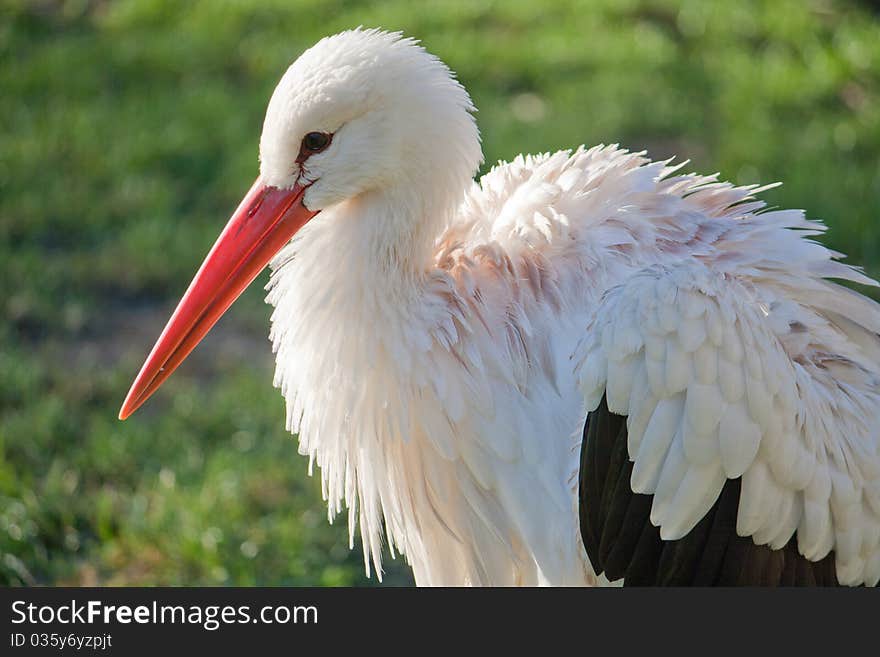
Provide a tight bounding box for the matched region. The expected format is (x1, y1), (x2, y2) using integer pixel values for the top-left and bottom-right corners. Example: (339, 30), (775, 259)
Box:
(300, 132), (332, 157)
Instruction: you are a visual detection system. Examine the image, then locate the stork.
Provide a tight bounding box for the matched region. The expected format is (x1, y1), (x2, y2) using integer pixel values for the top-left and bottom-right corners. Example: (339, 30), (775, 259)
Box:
(120, 29), (880, 586)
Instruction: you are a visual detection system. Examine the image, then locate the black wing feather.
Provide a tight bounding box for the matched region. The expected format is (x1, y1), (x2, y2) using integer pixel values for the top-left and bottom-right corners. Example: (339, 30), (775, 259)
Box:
(579, 395), (843, 586)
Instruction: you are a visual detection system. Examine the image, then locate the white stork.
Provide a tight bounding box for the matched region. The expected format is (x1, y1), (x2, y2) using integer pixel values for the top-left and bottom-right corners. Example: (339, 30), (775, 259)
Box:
(120, 29), (880, 586)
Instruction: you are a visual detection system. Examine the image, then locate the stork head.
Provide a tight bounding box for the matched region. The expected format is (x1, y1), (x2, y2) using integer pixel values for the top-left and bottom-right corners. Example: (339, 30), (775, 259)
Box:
(260, 28), (481, 211)
(119, 29), (482, 419)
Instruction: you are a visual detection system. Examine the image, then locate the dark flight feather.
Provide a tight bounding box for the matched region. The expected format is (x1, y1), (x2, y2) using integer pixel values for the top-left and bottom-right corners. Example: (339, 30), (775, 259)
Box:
(579, 396), (842, 586)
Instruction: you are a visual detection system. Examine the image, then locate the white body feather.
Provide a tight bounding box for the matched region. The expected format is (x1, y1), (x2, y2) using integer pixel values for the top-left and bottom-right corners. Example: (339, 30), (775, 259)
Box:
(258, 30), (880, 586)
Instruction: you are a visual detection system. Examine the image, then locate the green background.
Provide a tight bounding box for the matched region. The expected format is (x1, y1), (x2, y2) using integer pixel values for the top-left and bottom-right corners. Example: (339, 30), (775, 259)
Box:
(2, 0), (878, 586)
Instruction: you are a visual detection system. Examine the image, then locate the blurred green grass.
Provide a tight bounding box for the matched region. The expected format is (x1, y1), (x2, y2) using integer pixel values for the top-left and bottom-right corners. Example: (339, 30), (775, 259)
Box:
(1, 0), (878, 585)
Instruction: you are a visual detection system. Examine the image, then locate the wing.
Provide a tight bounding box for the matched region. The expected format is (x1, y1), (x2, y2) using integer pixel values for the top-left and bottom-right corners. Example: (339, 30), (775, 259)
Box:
(580, 395), (840, 585)
(443, 144), (880, 585)
(575, 263), (880, 586)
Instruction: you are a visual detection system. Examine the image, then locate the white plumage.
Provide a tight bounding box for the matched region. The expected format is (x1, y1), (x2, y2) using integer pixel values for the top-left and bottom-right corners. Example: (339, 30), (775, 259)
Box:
(123, 29), (880, 586)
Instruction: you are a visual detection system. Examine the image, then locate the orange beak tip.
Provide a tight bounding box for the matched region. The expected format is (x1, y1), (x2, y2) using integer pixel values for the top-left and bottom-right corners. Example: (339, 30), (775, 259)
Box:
(118, 388), (140, 420)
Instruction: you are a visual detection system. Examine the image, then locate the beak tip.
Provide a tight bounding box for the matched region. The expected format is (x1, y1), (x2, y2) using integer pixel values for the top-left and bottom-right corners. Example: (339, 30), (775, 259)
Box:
(118, 390), (140, 421)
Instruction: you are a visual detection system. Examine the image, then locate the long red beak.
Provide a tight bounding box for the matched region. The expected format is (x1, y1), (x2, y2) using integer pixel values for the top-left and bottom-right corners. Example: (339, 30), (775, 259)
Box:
(119, 178), (317, 420)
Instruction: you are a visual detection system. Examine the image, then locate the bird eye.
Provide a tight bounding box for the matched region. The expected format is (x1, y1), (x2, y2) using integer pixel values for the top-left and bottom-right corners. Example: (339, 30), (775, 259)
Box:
(301, 131), (331, 153)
